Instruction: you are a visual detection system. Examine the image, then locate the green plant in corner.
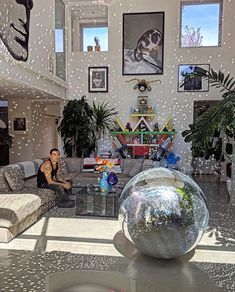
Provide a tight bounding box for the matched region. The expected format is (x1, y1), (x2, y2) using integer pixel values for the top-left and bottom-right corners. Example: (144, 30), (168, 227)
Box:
(58, 96), (95, 158)
(0, 128), (13, 147)
(92, 100), (118, 156)
(182, 68), (235, 204)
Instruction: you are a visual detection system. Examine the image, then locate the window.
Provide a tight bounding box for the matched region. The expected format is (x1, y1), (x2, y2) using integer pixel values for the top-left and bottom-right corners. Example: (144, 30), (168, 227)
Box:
(81, 25), (108, 52)
(180, 1), (222, 47)
(55, 29), (64, 53)
(55, 0), (66, 80)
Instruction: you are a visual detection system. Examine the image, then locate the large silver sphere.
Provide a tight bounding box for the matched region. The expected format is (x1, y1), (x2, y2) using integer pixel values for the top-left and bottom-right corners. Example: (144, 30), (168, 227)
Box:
(118, 167), (209, 259)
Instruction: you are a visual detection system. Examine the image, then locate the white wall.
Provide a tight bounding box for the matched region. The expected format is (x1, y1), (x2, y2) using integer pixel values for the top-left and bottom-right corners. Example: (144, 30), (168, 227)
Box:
(67, 0), (235, 173)
(8, 99), (33, 163)
(8, 99), (61, 163)
(0, 0), (67, 100)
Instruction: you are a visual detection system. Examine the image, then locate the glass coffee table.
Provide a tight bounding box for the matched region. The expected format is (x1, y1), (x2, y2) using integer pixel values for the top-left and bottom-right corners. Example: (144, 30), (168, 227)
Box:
(74, 185), (123, 218)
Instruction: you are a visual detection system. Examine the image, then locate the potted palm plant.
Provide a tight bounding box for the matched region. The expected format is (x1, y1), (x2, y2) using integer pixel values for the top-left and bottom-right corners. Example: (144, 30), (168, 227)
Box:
(58, 96), (95, 157)
(182, 68), (235, 204)
(92, 101), (118, 156)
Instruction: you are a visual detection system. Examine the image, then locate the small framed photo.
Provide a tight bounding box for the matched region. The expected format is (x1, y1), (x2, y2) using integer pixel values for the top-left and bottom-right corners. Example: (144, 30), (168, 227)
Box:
(88, 67), (108, 93)
(13, 117), (27, 134)
(178, 64), (210, 92)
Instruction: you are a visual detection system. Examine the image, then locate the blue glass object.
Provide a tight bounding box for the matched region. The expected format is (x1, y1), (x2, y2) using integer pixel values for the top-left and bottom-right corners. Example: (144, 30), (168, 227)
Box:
(107, 172), (118, 186)
(100, 171), (109, 193)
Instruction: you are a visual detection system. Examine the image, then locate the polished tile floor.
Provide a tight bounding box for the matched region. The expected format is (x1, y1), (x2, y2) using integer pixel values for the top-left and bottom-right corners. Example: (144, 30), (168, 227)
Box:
(0, 176), (234, 292)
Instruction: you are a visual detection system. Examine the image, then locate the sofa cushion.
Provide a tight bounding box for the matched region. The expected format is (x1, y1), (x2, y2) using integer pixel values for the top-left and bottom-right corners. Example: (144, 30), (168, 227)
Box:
(129, 162), (143, 177)
(0, 164), (21, 192)
(24, 176), (37, 188)
(142, 159), (154, 171)
(60, 159), (68, 174)
(18, 159), (43, 178)
(5, 168), (25, 191)
(0, 193), (41, 228)
(0, 168), (11, 192)
(123, 159), (143, 175)
(123, 160), (135, 175)
(35, 188), (58, 205)
(62, 172), (78, 181)
(17, 186), (58, 205)
(65, 158), (82, 173)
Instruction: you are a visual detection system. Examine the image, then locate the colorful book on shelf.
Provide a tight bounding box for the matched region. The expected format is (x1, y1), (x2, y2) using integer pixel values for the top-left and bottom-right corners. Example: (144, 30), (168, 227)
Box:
(117, 133), (127, 144)
(113, 136), (123, 148)
(157, 134), (168, 145)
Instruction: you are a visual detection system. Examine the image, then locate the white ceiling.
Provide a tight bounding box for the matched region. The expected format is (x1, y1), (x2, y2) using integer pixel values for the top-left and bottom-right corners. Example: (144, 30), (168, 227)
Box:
(69, 1), (109, 21)
(0, 77), (62, 101)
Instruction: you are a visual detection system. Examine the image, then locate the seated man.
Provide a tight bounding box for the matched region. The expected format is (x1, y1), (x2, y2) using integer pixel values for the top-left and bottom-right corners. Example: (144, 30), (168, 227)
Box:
(37, 148), (75, 208)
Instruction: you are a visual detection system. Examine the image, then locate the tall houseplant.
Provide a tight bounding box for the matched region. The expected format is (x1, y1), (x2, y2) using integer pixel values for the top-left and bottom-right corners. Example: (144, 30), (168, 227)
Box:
(0, 128), (13, 147)
(182, 68), (235, 204)
(58, 96), (95, 157)
(92, 101), (118, 156)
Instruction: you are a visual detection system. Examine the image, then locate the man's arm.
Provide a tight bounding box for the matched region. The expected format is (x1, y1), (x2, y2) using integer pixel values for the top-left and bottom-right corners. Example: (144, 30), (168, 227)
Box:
(41, 161), (69, 188)
(56, 164), (68, 183)
(56, 163), (72, 189)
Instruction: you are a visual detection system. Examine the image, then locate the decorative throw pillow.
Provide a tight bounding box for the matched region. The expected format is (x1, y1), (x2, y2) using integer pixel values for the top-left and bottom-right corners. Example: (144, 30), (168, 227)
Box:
(129, 162), (142, 177)
(5, 168), (24, 191)
(142, 159), (154, 171)
(60, 159), (68, 174)
(123, 159), (135, 175)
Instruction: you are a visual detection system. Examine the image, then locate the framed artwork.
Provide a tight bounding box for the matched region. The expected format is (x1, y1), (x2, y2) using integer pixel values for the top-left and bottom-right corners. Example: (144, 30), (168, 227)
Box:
(88, 67), (108, 92)
(178, 64), (210, 92)
(13, 117), (27, 134)
(122, 12), (164, 75)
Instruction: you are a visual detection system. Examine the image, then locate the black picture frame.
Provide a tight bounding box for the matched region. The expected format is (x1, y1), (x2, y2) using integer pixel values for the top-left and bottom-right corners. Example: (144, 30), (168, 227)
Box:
(122, 12), (164, 76)
(178, 64), (210, 92)
(13, 117), (27, 133)
(88, 67), (108, 93)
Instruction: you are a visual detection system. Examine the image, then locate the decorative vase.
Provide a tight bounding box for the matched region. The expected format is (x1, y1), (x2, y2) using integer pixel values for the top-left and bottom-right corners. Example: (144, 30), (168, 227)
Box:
(107, 172), (118, 186)
(100, 171), (109, 193)
(95, 45), (100, 51)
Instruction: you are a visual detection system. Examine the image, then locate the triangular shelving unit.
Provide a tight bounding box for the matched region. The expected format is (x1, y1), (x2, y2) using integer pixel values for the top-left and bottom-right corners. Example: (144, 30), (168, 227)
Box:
(132, 116), (153, 132)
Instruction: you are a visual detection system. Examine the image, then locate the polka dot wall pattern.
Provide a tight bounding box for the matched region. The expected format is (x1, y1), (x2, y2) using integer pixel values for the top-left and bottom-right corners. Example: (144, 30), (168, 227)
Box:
(0, 0), (234, 170)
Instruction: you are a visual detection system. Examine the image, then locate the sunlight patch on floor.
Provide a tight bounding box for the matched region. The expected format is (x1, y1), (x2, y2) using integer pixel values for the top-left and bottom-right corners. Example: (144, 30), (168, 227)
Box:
(0, 238), (37, 251)
(191, 249), (235, 264)
(46, 217), (120, 240)
(46, 240), (123, 257)
(22, 218), (46, 236)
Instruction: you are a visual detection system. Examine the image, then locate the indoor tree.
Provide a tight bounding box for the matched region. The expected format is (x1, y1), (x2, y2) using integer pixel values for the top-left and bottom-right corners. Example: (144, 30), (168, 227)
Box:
(182, 68), (235, 204)
(58, 96), (95, 157)
(92, 100), (118, 156)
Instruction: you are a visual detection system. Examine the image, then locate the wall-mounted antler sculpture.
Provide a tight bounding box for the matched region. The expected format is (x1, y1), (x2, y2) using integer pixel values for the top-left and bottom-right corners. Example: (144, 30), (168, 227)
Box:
(125, 78), (161, 92)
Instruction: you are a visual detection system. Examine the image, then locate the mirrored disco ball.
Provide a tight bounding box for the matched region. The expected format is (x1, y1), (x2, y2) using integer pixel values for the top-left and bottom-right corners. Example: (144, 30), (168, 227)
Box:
(118, 167), (209, 259)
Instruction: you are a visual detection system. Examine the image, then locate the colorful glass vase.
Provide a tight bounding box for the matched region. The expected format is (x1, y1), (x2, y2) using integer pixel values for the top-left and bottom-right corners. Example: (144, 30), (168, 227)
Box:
(100, 171), (109, 193)
(107, 172), (118, 186)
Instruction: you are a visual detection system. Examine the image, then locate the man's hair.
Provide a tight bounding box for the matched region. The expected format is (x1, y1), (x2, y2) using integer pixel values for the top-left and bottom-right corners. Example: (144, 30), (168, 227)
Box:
(50, 148), (60, 155)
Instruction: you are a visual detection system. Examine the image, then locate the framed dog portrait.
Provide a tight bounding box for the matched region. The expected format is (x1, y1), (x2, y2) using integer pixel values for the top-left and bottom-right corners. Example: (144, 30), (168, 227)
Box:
(178, 64), (210, 92)
(13, 117), (27, 134)
(123, 12), (164, 75)
(88, 67), (108, 93)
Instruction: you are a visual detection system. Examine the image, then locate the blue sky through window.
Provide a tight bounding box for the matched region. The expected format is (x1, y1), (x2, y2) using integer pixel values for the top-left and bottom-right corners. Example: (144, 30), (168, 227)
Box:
(83, 27), (108, 51)
(182, 3), (220, 46)
(55, 29), (64, 52)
